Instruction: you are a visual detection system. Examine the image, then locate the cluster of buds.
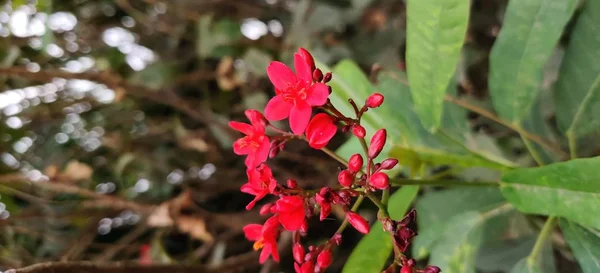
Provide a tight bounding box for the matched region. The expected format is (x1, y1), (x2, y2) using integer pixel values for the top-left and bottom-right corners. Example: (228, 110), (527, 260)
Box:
(229, 48), (440, 272)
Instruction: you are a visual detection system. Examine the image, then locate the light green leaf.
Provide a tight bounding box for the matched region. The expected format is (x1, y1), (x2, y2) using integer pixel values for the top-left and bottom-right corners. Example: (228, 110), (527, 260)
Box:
(342, 186), (419, 273)
(428, 211), (484, 273)
(406, 0), (469, 131)
(412, 188), (505, 259)
(500, 157), (600, 229)
(560, 219), (600, 273)
(555, 0), (600, 139)
(489, 0), (577, 124)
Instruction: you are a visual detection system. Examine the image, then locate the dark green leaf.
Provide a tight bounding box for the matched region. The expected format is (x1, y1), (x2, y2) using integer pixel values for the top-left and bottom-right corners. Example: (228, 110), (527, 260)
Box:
(489, 0), (576, 123)
(342, 186), (419, 273)
(560, 219), (600, 273)
(405, 0), (470, 131)
(500, 157), (600, 229)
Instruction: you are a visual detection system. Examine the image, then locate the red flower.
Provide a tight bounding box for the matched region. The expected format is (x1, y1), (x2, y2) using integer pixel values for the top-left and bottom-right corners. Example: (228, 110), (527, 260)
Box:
(264, 49), (330, 135)
(243, 216), (280, 264)
(305, 113), (337, 149)
(274, 195), (306, 231)
(241, 164), (278, 210)
(229, 110), (270, 169)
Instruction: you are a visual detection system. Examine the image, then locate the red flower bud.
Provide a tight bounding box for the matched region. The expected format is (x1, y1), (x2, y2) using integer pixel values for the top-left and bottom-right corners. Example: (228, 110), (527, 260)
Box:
(331, 233), (342, 245)
(317, 249), (332, 269)
(293, 243), (305, 264)
(287, 179), (298, 189)
(380, 158), (398, 170)
(298, 48), (316, 72)
(406, 259), (416, 267)
(351, 124), (366, 138)
(300, 221), (309, 235)
(424, 266), (441, 273)
(313, 68), (323, 82)
(368, 129), (387, 158)
(347, 211), (370, 234)
(369, 172), (389, 189)
(259, 203), (273, 215)
(348, 154), (363, 172)
(338, 170), (354, 187)
(401, 266), (413, 273)
(323, 72), (332, 83)
(365, 93), (384, 108)
(305, 113), (337, 149)
(295, 261), (315, 273)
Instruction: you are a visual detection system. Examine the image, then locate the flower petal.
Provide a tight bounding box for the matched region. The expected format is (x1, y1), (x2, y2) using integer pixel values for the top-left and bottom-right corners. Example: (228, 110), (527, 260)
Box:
(267, 61), (297, 91)
(255, 137), (271, 167)
(243, 224), (263, 241)
(306, 114), (337, 149)
(265, 96), (292, 121)
(294, 53), (313, 85)
(229, 121), (254, 135)
(289, 102), (312, 135)
(279, 209), (305, 231)
(306, 83), (329, 106)
(233, 138), (252, 155)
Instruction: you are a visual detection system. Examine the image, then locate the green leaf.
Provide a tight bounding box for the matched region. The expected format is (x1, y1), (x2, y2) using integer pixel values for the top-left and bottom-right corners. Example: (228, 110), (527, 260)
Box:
(500, 157), (600, 229)
(405, 0), (469, 131)
(509, 259), (543, 273)
(555, 0), (600, 138)
(342, 186), (419, 273)
(196, 16), (241, 59)
(412, 188), (505, 259)
(560, 219), (600, 273)
(488, 0), (577, 124)
(428, 211), (484, 273)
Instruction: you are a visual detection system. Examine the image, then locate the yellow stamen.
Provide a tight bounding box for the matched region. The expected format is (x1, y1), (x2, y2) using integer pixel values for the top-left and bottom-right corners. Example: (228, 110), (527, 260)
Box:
(253, 240), (264, 250)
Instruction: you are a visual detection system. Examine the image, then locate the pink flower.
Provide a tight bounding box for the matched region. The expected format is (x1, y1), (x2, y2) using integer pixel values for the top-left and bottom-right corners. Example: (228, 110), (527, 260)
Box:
(274, 195), (306, 231)
(229, 110), (270, 169)
(243, 216), (280, 264)
(264, 49), (330, 135)
(241, 164), (278, 210)
(305, 113), (337, 149)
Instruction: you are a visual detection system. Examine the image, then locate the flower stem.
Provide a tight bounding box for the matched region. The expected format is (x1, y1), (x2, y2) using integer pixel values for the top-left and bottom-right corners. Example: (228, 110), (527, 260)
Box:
(321, 147), (348, 166)
(335, 195), (365, 234)
(381, 188), (390, 206)
(390, 178), (499, 187)
(528, 216), (557, 265)
(359, 137), (369, 156)
(365, 192), (389, 218)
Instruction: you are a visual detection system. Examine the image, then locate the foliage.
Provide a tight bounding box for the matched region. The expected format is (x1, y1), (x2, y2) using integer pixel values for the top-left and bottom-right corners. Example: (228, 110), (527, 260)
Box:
(0, 0), (599, 272)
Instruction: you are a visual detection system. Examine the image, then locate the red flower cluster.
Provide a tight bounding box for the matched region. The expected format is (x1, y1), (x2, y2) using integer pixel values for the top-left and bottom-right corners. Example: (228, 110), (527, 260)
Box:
(230, 48), (438, 273)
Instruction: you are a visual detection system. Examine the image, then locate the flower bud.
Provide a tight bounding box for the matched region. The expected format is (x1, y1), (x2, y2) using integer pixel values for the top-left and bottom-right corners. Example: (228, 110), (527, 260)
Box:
(287, 179), (298, 189)
(406, 259), (416, 267)
(347, 211), (370, 234)
(269, 141), (281, 158)
(338, 170), (354, 187)
(369, 172), (389, 189)
(348, 154), (363, 173)
(293, 243), (305, 264)
(380, 158), (398, 170)
(351, 124), (366, 138)
(368, 129), (387, 158)
(365, 93), (384, 108)
(313, 68), (323, 82)
(424, 266), (441, 273)
(323, 72), (332, 83)
(317, 249), (332, 269)
(298, 48), (316, 72)
(331, 233), (342, 245)
(295, 261), (315, 273)
(259, 203), (273, 215)
(401, 266), (413, 273)
(300, 221), (309, 235)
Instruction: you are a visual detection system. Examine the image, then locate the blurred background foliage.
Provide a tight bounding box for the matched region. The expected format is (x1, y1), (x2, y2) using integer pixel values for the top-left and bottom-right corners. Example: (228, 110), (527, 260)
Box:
(0, 0), (597, 272)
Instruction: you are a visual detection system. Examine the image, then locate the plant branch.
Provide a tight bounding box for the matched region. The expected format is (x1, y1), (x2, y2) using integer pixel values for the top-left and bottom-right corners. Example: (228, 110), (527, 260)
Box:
(528, 216), (557, 265)
(321, 147), (348, 166)
(335, 195), (365, 234)
(390, 178), (499, 187)
(365, 192), (389, 218)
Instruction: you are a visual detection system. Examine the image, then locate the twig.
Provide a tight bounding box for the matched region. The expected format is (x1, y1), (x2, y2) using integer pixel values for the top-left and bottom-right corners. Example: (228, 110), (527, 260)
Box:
(9, 252), (259, 273)
(93, 221), (150, 262)
(528, 216), (557, 265)
(0, 174), (155, 213)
